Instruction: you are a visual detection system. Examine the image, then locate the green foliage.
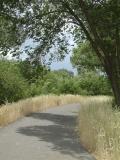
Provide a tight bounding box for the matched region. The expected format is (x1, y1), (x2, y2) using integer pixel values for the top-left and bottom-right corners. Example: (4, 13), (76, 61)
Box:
(39, 70), (72, 94)
(0, 60), (29, 104)
(71, 42), (102, 74)
(0, 0), (120, 105)
(75, 72), (112, 95)
(0, 59), (111, 105)
(1, 0), (119, 59)
(70, 42), (112, 95)
(18, 60), (49, 84)
(32, 70), (111, 96)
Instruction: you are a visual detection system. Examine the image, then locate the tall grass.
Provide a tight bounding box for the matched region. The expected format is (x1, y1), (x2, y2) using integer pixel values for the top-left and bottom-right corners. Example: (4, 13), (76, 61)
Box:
(1, 94), (118, 160)
(77, 96), (120, 160)
(0, 94), (86, 126)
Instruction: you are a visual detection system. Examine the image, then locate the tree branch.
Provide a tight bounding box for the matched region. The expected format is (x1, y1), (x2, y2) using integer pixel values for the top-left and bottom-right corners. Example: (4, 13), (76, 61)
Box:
(78, 0), (107, 57)
(61, 0), (105, 64)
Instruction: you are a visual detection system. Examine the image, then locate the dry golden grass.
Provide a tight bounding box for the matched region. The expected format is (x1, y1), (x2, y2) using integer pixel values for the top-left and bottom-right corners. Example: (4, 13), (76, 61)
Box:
(1, 94), (118, 160)
(77, 96), (120, 160)
(0, 94), (86, 126)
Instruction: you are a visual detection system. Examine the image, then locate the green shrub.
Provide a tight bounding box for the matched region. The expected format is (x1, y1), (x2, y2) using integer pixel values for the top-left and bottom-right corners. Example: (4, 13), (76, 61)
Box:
(0, 60), (29, 104)
(35, 70), (111, 96)
(76, 72), (112, 95)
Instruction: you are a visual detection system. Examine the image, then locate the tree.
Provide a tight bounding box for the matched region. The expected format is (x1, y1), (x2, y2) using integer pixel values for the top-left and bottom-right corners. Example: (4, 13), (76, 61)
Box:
(53, 69), (74, 77)
(0, 60), (29, 104)
(71, 42), (101, 74)
(70, 42), (112, 95)
(0, 0), (120, 106)
(18, 60), (49, 84)
(37, 69), (111, 95)
(0, 0), (34, 56)
(75, 71), (112, 95)
(39, 69), (73, 94)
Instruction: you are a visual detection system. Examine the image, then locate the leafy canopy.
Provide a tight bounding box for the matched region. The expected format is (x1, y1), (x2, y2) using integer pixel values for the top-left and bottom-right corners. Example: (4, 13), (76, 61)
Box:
(71, 42), (101, 74)
(1, 0), (119, 62)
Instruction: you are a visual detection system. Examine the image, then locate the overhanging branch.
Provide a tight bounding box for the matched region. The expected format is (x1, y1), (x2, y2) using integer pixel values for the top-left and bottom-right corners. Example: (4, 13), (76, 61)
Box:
(78, 0), (107, 57)
(61, 0), (105, 64)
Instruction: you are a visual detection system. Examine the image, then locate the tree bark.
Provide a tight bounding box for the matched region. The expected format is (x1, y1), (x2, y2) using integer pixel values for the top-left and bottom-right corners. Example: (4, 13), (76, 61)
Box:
(110, 75), (120, 107)
(104, 57), (120, 107)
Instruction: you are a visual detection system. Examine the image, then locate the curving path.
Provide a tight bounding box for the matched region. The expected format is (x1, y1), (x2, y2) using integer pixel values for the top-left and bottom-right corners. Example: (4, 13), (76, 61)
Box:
(0, 104), (95, 160)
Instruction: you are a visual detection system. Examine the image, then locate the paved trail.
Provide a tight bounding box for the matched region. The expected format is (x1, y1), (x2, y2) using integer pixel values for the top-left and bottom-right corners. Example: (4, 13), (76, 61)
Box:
(0, 104), (95, 160)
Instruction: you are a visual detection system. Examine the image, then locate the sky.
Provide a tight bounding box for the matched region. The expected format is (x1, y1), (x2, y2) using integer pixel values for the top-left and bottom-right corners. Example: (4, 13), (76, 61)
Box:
(50, 34), (77, 74)
(20, 34), (77, 74)
(50, 51), (77, 74)
(7, 36), (77, 75)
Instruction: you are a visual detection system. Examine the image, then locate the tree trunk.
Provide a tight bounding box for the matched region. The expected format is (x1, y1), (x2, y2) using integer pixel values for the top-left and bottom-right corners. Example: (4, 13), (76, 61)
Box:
(74, 0), (120, 106)
(104, 58), (120, 107)
(110, 75), (120, 107)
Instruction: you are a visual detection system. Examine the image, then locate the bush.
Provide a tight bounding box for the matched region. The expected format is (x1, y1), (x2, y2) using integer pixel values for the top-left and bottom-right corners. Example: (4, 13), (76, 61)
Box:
(35, 70), (111, 96)
(75, 72), (112, 95)
(0, 60), (29, 104)
(0, 59), (112, 105)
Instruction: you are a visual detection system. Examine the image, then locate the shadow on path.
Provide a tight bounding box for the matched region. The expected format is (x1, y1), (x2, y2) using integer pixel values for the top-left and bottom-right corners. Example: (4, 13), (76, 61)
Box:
(17, 112), (95, 159)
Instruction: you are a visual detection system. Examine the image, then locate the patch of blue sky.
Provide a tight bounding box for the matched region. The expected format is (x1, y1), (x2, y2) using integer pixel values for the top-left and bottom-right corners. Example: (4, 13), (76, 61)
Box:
(6, 34), (77, 74)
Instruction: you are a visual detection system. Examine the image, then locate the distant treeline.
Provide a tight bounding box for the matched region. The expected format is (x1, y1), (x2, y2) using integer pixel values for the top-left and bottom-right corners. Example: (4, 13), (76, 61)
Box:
(0, 59), (112, 105)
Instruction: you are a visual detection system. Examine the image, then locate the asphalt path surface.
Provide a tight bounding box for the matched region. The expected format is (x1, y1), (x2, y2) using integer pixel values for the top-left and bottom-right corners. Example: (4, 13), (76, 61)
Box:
(0, 104), (95, 160)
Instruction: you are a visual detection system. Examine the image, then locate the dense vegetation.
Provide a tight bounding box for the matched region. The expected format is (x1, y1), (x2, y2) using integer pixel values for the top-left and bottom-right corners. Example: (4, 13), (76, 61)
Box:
(0, 0), (120, 106)
(0, 57), (111, 105)
(0, 41), (112, 105)
(0, 60), (29, 104)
